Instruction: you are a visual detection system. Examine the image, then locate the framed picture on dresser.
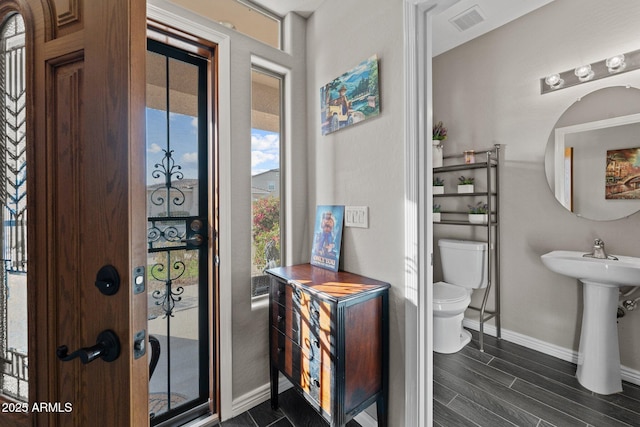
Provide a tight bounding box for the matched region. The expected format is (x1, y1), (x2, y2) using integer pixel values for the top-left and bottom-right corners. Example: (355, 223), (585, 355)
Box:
(311, 205), (344, 272)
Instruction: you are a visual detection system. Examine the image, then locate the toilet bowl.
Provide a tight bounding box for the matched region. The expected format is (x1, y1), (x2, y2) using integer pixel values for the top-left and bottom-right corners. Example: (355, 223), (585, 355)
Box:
(433, 282), (472, 353)
(433, 239), (488, 354)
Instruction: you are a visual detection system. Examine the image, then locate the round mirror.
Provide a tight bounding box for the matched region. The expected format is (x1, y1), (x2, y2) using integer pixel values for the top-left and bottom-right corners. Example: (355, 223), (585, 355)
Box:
(544, 86), (640, 220)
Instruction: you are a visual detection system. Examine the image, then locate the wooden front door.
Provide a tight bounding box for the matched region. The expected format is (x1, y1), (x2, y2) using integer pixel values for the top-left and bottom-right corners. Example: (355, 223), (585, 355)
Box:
(0, 0), (148, 426)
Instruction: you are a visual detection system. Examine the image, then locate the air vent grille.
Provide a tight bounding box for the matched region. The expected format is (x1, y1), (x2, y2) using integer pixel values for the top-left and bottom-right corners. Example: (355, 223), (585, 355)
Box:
(449, 5), (486, 32)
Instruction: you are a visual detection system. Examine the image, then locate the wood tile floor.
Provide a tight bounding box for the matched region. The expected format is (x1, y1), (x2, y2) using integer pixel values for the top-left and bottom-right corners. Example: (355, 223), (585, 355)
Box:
(217, 388), (362, 427)
(434, 329), (640, 426)
(212, 328), (640, 426)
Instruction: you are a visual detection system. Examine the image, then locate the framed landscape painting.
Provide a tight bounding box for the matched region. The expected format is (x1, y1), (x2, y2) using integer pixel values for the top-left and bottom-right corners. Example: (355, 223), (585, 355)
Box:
(320, 55), (380, 135)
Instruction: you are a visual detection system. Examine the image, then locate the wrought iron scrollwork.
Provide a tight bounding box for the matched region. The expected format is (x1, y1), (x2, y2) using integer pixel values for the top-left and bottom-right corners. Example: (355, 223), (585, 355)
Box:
(150, 260), (186, 318)
(147, 224), (183, 246)
(150, 149), (185, 209)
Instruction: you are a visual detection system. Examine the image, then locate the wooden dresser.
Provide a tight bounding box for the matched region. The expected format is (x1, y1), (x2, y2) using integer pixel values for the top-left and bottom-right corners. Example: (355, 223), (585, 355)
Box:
(266, 264), (389, 427)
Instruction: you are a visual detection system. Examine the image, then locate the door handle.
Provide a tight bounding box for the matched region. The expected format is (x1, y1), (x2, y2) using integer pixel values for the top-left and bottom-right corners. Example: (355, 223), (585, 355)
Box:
(56, 329), (121, 364)
(181, 234), (204, 246)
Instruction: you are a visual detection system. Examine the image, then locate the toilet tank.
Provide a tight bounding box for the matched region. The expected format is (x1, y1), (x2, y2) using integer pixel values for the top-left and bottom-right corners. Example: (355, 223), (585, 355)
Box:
(438, 239), (488, 289)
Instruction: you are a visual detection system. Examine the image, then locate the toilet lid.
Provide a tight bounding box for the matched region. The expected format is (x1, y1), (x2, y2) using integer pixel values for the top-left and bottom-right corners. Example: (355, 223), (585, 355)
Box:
(433, 281), (468, 303)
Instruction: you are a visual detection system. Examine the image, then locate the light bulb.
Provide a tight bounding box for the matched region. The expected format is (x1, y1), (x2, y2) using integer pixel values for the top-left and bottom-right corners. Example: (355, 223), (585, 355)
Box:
(606, 54), (626, 73)
(545, 74), (564, 89)
(574, 64), (594, 82)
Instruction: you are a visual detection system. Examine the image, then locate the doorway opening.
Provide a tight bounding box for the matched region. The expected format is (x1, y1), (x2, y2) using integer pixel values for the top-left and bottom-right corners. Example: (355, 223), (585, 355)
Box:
(146, 34), (217, 425)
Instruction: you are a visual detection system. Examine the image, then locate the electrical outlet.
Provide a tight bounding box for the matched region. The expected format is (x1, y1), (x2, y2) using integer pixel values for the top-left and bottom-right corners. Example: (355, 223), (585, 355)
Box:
(345, 206), (369, 228)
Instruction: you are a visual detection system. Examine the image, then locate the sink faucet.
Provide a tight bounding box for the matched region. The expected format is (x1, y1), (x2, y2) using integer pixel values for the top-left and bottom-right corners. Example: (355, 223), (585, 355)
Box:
(583, 238), (618, 260)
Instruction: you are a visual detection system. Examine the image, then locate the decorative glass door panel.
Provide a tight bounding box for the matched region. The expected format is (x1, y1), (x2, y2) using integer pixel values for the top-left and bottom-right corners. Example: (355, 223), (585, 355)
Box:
(1, 13), (28, 404)
(146, 39), (211, 424)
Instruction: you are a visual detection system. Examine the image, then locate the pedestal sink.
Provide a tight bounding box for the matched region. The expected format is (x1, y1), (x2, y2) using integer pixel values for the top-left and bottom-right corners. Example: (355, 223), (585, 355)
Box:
(541, 250), (640, 395)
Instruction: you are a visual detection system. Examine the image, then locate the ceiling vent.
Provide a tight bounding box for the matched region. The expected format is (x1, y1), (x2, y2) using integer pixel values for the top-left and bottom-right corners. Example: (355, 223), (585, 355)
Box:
(449, 5), (486, 32)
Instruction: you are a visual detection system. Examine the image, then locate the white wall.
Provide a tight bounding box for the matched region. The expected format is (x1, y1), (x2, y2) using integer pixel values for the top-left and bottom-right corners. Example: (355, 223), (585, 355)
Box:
(433, 0), (640, 370)
(306, 0), (406, 422)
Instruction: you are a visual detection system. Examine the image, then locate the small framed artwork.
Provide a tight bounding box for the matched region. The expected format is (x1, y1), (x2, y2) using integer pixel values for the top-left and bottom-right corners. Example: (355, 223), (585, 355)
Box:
(606, 147), (640, 199)
(320, 55), (380, 135)
(311, 205), (345, 272)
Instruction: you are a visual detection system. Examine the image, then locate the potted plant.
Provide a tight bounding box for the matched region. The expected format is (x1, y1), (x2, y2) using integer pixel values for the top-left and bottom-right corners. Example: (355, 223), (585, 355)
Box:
(432, 121), (447, 168)
(468, 202), (488, 224)
(458, 176), (475, 193)
(433, 204), (442, 222)
(433, 177), (445, 195)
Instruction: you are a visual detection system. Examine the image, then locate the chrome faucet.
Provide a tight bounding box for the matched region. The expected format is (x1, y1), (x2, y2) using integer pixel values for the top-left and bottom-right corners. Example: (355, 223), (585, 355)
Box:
(583, 238), (618, 260)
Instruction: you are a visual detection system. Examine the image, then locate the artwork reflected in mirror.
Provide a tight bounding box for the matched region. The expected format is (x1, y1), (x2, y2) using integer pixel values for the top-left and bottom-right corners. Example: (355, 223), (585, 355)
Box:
(606, 147), (640, 199)
(545, 86), (640, 220)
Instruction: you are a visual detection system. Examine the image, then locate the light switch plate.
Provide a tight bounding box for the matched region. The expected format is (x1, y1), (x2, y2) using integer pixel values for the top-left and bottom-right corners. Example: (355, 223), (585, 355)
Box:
(345, 206), (369, 228)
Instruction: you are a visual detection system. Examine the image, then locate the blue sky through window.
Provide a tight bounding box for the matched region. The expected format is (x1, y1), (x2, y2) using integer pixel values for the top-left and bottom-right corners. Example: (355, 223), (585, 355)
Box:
(146, 108), (279, 180)
(252, 128), (280, 176)
(146, 108), (199, 182)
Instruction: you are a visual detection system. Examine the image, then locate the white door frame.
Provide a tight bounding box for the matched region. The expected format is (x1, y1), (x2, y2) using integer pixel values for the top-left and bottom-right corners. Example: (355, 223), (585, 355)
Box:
(403, 1), (458, 425)
(147, 1), (234, 420)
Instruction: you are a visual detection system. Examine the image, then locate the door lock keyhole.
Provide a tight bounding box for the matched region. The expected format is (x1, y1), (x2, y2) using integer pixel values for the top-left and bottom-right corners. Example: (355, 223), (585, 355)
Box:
(95, 265), (120, 296)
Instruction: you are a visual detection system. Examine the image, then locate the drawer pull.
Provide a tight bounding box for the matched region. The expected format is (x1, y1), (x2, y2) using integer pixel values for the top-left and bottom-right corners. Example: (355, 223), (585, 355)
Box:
(313, 339), (320, 348)
(311, 377), (320, 387)
(311, 309), (320, 319)
(277, 315), (284, 323)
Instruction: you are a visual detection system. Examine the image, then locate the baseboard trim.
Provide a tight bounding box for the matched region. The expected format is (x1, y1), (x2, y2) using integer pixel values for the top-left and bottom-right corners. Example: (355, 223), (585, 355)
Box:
(231, 376), (379, 426)
(462, 318), (640, 386)
(230, 376), (292, 418)
(354, 410), (378, 427)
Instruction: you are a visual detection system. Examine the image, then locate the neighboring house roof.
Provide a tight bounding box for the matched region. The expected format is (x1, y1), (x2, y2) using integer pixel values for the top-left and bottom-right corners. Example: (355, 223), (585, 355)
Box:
(146, 178), (199, 190)
(251, 186), (270, 196)
(251, 168), (279, 179)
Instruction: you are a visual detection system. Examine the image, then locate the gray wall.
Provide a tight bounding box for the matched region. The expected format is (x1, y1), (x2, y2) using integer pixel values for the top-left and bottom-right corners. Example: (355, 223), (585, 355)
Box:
(433, 0), (640, 370)
(306, 0), (406, 422)
(164, 0), (310, 402)
(223, 13), (310, 400)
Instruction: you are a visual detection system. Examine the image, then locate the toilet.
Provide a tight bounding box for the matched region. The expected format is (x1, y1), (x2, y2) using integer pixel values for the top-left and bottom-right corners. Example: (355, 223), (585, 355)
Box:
(433, 239), (488, 354)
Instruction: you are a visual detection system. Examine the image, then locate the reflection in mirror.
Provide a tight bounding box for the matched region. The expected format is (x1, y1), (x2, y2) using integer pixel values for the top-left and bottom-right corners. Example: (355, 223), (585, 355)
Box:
(545, 86), (640, 220)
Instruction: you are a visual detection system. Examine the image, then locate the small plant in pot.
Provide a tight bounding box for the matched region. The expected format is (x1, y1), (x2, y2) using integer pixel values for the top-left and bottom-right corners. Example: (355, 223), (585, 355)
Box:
(457, 176), (475, 193)
(432, 121), (447, 168)
(432, 121), (447, 142)
(433, 177), (445, 194)
(433, 204), (442, 222)
(468, 202), (488, 224)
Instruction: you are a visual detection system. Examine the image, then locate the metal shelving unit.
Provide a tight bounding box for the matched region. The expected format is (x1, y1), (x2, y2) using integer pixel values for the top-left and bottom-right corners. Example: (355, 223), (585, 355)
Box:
(433, 144), (501, 352)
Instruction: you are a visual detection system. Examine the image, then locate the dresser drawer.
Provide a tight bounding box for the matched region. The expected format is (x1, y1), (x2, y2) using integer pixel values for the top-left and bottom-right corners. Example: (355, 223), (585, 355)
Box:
(271, 327), (331, 414)
(271, 282), (330, 349)
(271, 278), (288, 306)
(271, 327), (315, 366)
(271, 301), (301, 344)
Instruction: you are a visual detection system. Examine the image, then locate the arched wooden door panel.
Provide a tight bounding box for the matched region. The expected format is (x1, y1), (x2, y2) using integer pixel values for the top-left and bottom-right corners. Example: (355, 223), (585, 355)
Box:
(0, 1), (148, 426)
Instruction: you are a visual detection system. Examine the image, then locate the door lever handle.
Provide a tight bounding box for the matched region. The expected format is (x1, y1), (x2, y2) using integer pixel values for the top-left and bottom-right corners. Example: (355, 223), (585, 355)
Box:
(56, 329), (120, 364)
(181, 234), (204, 246)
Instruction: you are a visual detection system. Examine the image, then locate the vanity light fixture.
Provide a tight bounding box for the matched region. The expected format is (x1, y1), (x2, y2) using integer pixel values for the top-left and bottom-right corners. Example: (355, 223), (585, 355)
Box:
(574, 64), (594, 82)
(541, 48), (640, 94)
(545, 73), (564, 90)
(606, 54), (626, 73)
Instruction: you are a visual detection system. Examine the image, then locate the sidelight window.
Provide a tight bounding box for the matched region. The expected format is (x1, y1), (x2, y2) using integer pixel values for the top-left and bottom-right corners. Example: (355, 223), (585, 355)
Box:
(0, 13), (28, 403)
(250, 67), (283, 298)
